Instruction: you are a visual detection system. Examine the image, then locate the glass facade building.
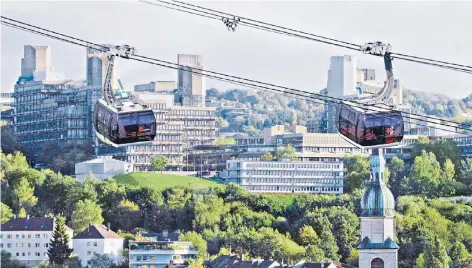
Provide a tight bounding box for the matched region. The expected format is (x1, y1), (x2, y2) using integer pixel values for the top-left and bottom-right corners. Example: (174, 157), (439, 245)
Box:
(12, 81), (101, 157)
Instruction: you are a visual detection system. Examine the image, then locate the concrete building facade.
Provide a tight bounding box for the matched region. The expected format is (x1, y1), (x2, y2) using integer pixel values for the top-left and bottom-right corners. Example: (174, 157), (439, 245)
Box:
(21, 45), (52, 78)
(0, 216), (73, 268)
(326, 56), (358, 133)
(224, 159), (344, 194)
(134, 81), (177, 93)
(75, 158), (133, 182)
(177, 54), (205, 107)
(86, 45), (118, 89)
(72, 224), (124, 267)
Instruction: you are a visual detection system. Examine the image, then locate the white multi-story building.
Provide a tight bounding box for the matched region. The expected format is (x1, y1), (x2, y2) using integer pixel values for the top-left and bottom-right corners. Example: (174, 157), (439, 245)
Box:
(0, 216), (73, 268)
(72, 224), (124, 267)
(224, 159), (344, 194)
(75, 158), (133, 182)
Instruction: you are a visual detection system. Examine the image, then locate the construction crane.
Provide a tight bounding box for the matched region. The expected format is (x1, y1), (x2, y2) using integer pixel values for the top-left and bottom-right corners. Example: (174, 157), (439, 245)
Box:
(93, 45), (156, 147)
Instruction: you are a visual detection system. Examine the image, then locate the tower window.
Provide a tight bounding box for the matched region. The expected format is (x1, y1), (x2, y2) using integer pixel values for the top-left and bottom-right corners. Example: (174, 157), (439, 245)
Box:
(371, 258), (384, 268)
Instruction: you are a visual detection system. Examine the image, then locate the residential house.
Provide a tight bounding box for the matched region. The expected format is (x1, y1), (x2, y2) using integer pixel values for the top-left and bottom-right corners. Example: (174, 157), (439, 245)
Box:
(0, 216), (73, 268)
(72, 223), (124, 267)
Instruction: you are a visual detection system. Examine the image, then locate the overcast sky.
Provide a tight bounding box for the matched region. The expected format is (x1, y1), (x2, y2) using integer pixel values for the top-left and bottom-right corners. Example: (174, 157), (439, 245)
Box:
(2, 0), (472, 98)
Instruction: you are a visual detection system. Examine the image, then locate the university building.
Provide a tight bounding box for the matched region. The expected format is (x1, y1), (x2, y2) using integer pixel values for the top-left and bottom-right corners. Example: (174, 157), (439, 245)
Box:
(224, 159), (344, 194)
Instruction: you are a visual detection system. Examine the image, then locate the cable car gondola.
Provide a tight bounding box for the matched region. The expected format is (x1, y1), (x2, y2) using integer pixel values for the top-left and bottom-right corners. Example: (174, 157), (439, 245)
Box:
(336, 42), (404, 148)
(93, 99), (156, 147)
(336, 102), (404, 148)
(92, 45), (157, 147)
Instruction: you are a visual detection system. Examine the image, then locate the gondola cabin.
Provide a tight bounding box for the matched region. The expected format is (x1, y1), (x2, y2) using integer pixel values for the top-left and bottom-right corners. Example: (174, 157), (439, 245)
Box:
(336, 102), (404, 148)
(93, 99), (156, 147)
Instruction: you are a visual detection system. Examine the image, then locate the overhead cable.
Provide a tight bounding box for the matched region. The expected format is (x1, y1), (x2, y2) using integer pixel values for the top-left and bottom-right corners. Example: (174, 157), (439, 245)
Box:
(1, 17), (469, 134)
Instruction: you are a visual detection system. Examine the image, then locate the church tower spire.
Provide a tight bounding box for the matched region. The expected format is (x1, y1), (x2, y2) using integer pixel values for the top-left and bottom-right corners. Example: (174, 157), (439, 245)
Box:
(358, 148), (399, 268)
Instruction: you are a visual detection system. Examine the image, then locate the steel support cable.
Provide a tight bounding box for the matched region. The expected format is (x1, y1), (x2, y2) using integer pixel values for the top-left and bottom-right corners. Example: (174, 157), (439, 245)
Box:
(1, 19), (467, 133)
(2, 15), (469, 126)
(1, 19), (469, 134)
(155, 0), (361, 48)
(152, 0), (472, 71)
(138, 0), (360, 51)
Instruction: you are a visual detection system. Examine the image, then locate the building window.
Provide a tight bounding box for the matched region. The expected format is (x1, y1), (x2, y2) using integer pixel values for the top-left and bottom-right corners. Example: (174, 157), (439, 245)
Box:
(16, 253), (19, 256)
(87, 242), (91, 246)
(28, 243), (31, 248)
(87, 251), (91, 256)
(35, 252), (41, 257)
(45, 244), (49, 248)
(93, 242), (98, 247)
(35, 234), (41, 238)
(22, 253), (25, 256)
(16, 235), (19, 239)
(7, 243), (11, 248)
(22, 234), (25, 239)
(43, 234), (48, 238)
(28, 234), (31, 238)
(371, 258), (384, 268)
(35, 243), (40, 248)
(7, 235), (11, 239)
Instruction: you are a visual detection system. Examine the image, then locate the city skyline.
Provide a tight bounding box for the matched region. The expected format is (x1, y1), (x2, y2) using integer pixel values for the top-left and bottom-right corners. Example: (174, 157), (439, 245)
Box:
(1, 1), (471, 98)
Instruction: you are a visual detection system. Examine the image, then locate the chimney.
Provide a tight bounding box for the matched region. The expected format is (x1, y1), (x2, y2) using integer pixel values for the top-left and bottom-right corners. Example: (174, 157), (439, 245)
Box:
(107, 223), (110, 231)
(163, 230), (168, 238)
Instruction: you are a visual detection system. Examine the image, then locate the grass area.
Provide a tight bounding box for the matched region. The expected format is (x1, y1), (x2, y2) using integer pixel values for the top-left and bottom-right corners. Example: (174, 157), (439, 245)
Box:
(114, 172), (224, 191)
(262, 194), (297, 207)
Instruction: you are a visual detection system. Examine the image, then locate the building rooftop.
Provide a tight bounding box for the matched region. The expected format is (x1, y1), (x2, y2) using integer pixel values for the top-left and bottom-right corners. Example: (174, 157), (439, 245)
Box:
(1, 216), (73, 232)
(73, 224), (122, 240)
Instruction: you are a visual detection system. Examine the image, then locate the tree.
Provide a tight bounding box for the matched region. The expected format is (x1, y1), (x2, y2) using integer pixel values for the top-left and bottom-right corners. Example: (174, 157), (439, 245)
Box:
(449, 241), (469, 268)
(423, 233), (450, 268)
(151, 155), (168, 173)
(70, 199), (104, 233)
(261, 152), (273, 161)
(215, 136), (236, 146)
(234, 116), (245, 131)
(115, 199), (141, 231)
(1, 250), (24, 268)
(0, 124), (24, 155)
(276, 144), (297, 160)
(1, 202), (13, 223)
(87, 253), (113, 268)
(180, 231), (207, 259)
(14, 178), (38, 214)
(442, 159), (455, 181)
(188, 258), (205, 268)
(418, 136), (430, 144)
(387, 156), (406, 197)
(48, 216), (73, 265)
(408, 150), (442, 196)
(344, 155), (370, 192)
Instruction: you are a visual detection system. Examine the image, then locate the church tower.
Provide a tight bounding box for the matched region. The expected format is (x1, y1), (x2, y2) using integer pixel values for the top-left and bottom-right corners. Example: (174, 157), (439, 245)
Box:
(358, 149), (399, 268)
